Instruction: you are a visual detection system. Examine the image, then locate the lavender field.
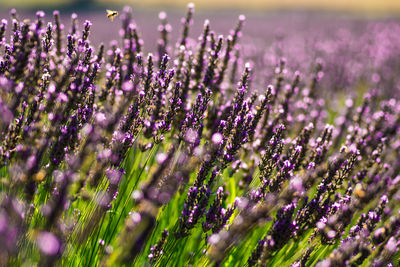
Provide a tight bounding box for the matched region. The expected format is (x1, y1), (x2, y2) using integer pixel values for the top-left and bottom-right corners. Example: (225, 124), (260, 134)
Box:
(1, 4), (400, 266)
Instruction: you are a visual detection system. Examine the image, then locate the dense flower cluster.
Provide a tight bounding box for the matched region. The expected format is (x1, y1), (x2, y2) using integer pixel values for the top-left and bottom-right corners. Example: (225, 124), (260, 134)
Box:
(0, 4), (400, 266)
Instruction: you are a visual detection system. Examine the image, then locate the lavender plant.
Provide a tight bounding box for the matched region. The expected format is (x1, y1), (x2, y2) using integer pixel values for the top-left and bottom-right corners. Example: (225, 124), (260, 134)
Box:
(0, 4), (399, 267)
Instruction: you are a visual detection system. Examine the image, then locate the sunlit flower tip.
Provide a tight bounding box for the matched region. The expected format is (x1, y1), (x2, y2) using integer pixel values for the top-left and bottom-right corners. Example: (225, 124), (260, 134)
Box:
(316, 221), (325, 230)
(212, 133), (223, 145)
(208, 234), (220, 244)
(380, 195), (388, 204)
(84, 20), (92, 27)
(307, 162), (316, 169)
(15, 83), (24, 94)
(345, 98), (353, 108)
(283, 160), (291, 169)
(158, 11), (167, 20)
(217, 187), (223, 194)
(57, 92), (68, 103)
(385, 237), (398, 253)
(122, 81), (134, 92)
(95, 112), (106, 123)
(187, 2), (195, 9)
(53, 10), (60, 16)
(235, 197), (249, 210)
(131, 212), (142, 224)
(132, 190), (143, 201)
(156, 153), (168, 164)
(36, 11), (45, 18)
(219, 120), (227, 128)
(347, 144), (358, 154)
(327, 230), (336, 239)
(37, 232), (60, 255)
(123, 5), (132, 12)
(185, 128), (198, 143)
(290, 176), (304, 192)
(368, 211), (378, 221)
(238, 14), (246, 21)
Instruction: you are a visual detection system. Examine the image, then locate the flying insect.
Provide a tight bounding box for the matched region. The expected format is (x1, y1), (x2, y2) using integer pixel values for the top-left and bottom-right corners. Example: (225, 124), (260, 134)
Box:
(106, 10), (119, 22)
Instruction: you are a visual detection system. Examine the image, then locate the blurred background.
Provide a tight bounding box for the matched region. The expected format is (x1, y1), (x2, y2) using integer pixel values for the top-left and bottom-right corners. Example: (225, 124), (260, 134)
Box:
(1, 0), (400, 96)
(1, 0), (400, 15)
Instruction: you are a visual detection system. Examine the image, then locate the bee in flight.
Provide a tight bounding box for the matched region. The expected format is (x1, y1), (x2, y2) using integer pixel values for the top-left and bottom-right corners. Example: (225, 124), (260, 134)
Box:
(106, 9), (119, 22)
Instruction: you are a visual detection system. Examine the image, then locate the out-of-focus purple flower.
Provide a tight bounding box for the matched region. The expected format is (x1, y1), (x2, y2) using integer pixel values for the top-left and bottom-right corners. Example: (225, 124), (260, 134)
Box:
(37, 231), (60, 255)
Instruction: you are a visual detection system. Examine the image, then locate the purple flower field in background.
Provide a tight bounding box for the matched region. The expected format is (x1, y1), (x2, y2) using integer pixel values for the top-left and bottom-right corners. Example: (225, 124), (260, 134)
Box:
(0, 3), (400, 266)
(4, 8), (400, 96)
